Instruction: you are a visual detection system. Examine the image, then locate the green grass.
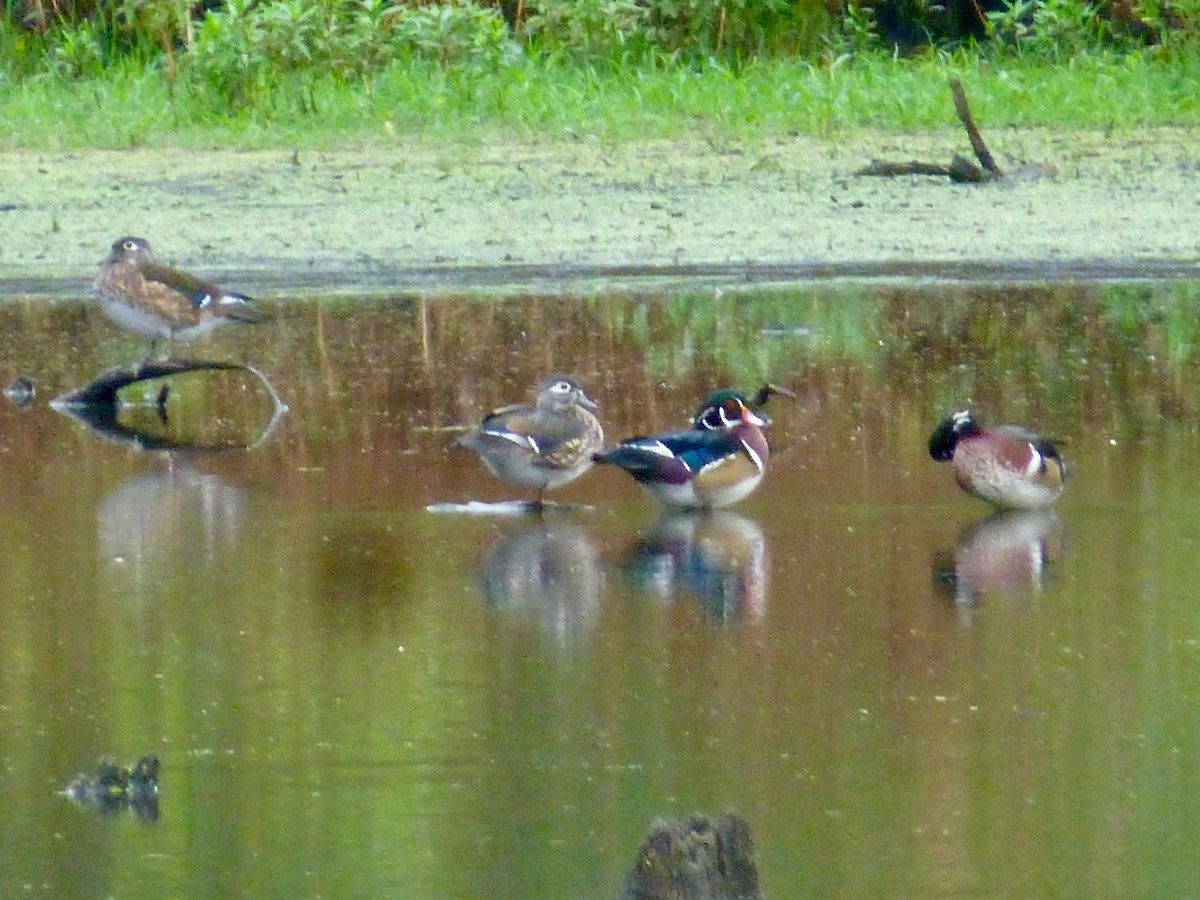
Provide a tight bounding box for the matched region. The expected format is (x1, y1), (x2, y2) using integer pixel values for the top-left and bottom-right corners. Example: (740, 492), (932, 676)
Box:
(1, 48), (1198, 150)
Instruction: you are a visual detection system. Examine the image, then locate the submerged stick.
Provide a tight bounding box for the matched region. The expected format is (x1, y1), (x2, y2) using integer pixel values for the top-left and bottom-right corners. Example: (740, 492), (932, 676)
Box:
(50, 358), (241, 407)
(50, 358), (288, 453)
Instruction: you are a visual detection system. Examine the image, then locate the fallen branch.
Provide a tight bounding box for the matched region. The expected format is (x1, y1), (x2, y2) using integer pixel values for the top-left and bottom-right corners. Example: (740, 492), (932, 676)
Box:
(856, 78), (1005, 183)
(951, 77), (1002, 177)
(854, 160), (953, 178)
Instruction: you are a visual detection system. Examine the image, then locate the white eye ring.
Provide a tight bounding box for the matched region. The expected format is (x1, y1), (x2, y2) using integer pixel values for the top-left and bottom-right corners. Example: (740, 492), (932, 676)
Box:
(552, 381), (572, 393)
(123, 240), (138, 251)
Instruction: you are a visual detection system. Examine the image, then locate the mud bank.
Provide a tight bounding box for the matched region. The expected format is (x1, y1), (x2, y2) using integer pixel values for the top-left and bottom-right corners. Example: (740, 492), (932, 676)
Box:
(1, 127), (1198, 295)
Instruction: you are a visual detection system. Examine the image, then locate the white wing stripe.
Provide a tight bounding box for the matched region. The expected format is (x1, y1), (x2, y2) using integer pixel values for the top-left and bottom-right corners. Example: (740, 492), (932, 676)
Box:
(484, 429), (539, 452)
(629, 439), (675, 458)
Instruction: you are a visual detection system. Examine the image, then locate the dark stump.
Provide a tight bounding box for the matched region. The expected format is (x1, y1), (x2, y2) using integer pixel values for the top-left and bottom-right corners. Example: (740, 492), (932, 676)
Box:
(618, 812), (763, 900)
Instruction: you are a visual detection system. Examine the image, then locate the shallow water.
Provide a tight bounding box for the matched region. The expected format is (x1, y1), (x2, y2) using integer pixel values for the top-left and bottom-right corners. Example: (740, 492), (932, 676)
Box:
(3, 281), (1200, 898)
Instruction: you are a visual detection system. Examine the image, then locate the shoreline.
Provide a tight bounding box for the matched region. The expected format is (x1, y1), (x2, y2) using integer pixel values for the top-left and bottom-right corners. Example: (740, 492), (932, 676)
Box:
(2, 127), (1198, 296)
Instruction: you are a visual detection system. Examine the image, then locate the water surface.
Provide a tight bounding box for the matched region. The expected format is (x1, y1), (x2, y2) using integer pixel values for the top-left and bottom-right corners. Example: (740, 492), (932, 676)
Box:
(3, 281), (1200, 898)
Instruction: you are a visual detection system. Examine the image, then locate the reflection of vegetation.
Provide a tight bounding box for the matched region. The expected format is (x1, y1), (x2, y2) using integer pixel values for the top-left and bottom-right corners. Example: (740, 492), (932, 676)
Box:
(8, 279), (1200, 458)
(874, 281), (1200, 430)
(599, 280), (1200, 434)
(609, 288), (886, 387)
(1096, 281), (1200, 364)
(874, 284), (1088, 424)
(598, 280), (1200, 435)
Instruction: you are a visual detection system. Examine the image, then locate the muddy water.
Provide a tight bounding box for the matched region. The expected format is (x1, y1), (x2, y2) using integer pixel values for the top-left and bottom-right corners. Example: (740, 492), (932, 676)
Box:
(3, 281), (1200, 897)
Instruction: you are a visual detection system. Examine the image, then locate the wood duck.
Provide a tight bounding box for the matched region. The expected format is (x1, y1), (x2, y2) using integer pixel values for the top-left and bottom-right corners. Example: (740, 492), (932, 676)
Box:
(928, 409), (1068, 509)
(595, 392), (770, 510)
(93, 236), (267, 352)
(456, 375), (604, 507)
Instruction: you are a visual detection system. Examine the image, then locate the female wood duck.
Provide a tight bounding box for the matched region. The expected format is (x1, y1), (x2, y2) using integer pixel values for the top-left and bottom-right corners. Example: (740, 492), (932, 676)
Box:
(928, 409), (1068, 509)
(595, 392), (769, 510)
(456, 375), (604, 507)
(93, 236), (267, 352)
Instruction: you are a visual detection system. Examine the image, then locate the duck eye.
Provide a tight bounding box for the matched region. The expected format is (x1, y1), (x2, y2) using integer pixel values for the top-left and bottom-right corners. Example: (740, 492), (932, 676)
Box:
(122, 240), (138, 251)
(723, 399), (741, 415)
(553, 381), (571, 393)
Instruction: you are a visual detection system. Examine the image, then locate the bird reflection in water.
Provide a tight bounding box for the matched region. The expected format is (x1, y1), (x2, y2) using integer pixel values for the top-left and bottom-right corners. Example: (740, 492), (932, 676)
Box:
(481, 521), (603, 642)
(98, 464), (248, 598)
(50, 360), (287, 601)
(622, 511), (767, 624)
(933, 509), (1065, 610)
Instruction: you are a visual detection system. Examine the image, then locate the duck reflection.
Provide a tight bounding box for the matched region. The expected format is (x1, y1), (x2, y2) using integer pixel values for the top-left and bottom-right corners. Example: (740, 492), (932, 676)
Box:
(98, 463), (247, 596)
(933, 509), (1065, 607)
(622, 511), (767, 624)
(481, 521), (603, 641)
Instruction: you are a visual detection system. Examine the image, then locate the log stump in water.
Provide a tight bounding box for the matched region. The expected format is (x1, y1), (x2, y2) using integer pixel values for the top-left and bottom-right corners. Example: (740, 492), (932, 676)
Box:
(618, 811), (763, 900)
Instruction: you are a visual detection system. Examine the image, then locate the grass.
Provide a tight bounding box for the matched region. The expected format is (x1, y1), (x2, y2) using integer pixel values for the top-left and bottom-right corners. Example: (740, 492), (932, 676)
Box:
(1, 47), (1198, 150)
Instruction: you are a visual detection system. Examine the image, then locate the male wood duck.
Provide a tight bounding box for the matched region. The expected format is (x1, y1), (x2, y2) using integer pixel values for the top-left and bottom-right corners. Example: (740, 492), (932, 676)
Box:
(928, 409), (1068, 509)
(456, 375), (604, 507)
(595, 391), (770, 510)
(93, 236), (267, 352)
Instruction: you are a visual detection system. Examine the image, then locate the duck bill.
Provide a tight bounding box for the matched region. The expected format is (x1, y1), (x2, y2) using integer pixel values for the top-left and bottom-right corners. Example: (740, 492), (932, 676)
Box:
(743, 407), (767, 427)
(757, 383), (798, 402)
(579, 394), (600, 412)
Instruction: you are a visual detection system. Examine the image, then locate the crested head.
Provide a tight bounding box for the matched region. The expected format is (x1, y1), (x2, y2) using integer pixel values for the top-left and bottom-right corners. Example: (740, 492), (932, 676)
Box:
(104, 236), (155, 267)
(692, 389), (748, 428)
(928, 409), (981, 461)
(693, 384), (792, 428)
(534, 375), (599, 413)
(694, 393), (765, 430)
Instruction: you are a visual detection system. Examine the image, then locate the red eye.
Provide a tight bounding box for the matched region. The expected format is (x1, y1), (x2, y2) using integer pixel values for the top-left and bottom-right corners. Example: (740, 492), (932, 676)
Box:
(723, 399), (740, 415)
